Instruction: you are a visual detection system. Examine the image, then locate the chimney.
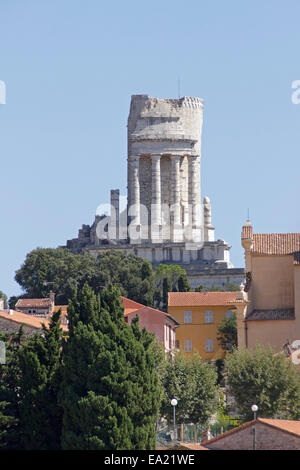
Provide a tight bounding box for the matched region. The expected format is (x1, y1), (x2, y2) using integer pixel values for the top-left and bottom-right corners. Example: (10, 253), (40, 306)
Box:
(49, 291), (55, 314)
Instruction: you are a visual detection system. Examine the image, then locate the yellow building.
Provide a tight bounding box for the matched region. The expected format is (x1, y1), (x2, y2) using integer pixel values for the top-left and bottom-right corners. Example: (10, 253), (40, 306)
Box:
(168, 291), (247, 360)
(240, 222), (300, 353)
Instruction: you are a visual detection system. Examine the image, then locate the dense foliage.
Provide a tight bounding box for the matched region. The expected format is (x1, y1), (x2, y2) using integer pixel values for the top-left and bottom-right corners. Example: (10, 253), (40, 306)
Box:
(18, 310), (64, 449)
(14, 248), (156, 307)
(225, 345), (300, 421)
(217, 313), (238, 352)
(0, 328), (24, 449)
(160, 351), (219, 425)
(0, 312), (64, 450)
(59, 283), (161, 450)
(154, 264), (191, 311)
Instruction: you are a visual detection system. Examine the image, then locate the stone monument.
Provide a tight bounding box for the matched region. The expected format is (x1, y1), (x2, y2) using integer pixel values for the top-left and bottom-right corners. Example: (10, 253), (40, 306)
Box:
(66, 95), (244, 289)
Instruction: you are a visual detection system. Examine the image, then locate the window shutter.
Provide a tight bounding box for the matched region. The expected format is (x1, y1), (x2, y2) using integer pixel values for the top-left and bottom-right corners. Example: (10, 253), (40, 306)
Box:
(184, 310), (192, 323)
(205, 310), (213, 323)
(184, 340), (192, 352)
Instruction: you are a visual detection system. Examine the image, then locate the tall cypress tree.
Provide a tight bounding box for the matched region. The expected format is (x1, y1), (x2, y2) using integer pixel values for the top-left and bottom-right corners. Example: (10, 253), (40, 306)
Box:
(0, 328), (25, 450)
(60, 283), (161, 450)
(18, 310), (64, 450)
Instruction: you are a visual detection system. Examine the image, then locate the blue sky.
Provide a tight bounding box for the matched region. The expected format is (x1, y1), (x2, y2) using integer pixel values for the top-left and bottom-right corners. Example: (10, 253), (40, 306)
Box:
(0, 0), (299, 299)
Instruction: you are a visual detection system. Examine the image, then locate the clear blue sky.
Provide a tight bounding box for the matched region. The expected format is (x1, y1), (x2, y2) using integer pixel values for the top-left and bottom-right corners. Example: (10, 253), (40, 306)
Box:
(0, 0), (299, 299)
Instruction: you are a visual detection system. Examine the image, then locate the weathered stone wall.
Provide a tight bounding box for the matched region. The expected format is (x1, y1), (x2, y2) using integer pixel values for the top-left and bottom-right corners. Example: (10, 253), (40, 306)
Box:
(0, 317), (41, 337)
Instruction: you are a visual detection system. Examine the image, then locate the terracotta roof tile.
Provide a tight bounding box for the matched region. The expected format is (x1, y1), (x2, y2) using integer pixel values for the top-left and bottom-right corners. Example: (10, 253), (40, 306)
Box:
(16, 298), (52, 308)
(121, 296), (145, 313)
(258, 418), (300, 437)
(168, 291), (239, 307)
(122, 299), (180, 326)
(0, 310), (68, 332)
(202, 418), (300, 446)
(242, 224), (300, 258)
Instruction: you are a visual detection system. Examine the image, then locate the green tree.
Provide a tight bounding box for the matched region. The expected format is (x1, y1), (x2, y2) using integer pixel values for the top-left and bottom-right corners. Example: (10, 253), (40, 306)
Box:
(17, 310), (64, 449)
(194, 282), (240, 293)
(95, 251), (155, 306)
(217, 313), (238, 352)
(14, 248), (156, 307)
(177, 273), (191, 292)
(154, 265), (191, 311)
(215, 358), (225, 386)
(15, 247), (98, 305)
(194, 285), (204, 292)
(162, 277), (172, 312)
(59, 283), (161, 450)
(160, 351), (218, 425)
(0, 328), (25, 449)
(8, 296), (20, 309)
(225, 345), (300, 421)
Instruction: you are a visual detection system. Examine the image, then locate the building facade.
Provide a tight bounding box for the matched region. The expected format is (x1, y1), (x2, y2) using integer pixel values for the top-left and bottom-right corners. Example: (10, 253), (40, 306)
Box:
(66, 94), (244, 289)
(15, 291), (56, 316)
(168, 291), (247, 360)
(202, 418), (300, 450)
(239, 222), (300, 352)
(122, 296), (179, 354)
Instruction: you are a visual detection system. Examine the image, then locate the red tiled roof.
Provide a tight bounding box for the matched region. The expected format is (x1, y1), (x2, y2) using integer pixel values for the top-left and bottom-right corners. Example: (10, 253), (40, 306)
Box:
(0, 309), (68, 332)
(16, 298), (52, 308)
(202, 418), (300, 446)
(122, 298), (180, 326)
(258, 418), (300, 437)
(242, 224), (300, 261)
(252, 233), (300, 256)
(168, 291), (239, 307)
(1, 297), (178, 333)
(121, 296), (145, 313)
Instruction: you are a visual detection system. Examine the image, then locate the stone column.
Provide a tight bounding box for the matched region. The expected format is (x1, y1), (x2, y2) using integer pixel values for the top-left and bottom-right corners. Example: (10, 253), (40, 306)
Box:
(128, 155), (141, 242)
(151, 154), (162, 241)
(171, 154), (182, 242)
(110, 189), (120, 241)
(187, 154), (201, 244)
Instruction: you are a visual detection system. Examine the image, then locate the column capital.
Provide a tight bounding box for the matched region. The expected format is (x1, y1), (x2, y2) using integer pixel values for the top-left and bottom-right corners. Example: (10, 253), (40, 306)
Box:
(151, 153), (162, 161)
(171, 154), (181, 161)
(129, 154), (140, 161)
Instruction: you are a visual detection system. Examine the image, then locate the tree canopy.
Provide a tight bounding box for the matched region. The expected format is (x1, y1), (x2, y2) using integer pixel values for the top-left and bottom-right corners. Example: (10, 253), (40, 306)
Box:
(154, 264), (191, 311)
(160, 351), (218, 425)
(225, 345), (300, 421)
(217, 313), (238, 353)
(17, 309), (64, 449)
(59, 283), (161, 450)
(14, 248), (156, 307)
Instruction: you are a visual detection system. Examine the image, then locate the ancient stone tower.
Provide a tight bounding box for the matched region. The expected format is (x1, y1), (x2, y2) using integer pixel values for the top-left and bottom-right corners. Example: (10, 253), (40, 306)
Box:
(127, 95), (203, 243)
(66, 94), (244, 289)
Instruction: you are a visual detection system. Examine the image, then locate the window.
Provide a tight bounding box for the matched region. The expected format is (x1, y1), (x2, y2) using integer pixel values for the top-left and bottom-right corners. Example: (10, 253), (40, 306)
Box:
(205, 310), (213, 323)
(175, 340), (180, 350)
(205, 339), (214, 352)
(184, 340), (192, 353)
(184, 310), (192, 324)
(226, 309), (234, 319)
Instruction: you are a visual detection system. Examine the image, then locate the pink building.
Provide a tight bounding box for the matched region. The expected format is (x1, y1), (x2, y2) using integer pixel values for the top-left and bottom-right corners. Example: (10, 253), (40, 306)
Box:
(121, 297), (180, 354)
